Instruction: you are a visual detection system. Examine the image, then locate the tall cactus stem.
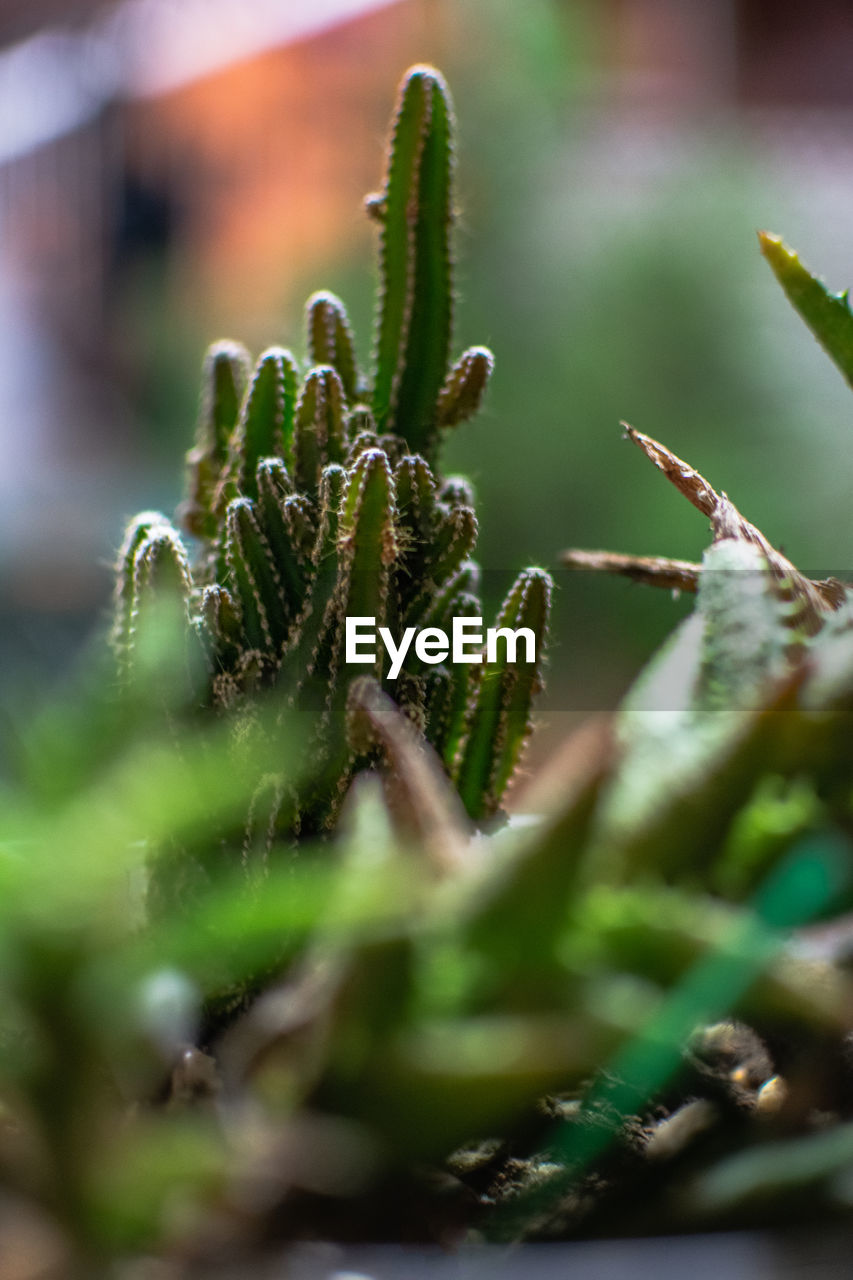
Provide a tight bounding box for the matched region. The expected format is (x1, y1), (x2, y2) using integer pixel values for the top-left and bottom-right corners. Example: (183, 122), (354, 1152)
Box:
(372, 66), (454, 454)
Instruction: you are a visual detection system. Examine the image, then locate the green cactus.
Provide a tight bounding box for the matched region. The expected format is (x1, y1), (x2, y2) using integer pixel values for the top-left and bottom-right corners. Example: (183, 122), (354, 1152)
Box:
(114, 65), (550, 854)
(371, 65), (456, 453)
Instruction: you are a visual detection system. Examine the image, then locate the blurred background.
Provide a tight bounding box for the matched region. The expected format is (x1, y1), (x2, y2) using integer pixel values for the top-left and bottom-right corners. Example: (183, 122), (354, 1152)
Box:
(4, 0), (853, 771)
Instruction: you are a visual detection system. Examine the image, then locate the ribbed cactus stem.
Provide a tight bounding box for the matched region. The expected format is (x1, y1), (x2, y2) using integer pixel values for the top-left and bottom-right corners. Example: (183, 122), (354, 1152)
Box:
(255, 459), (305, 619)
(407, 505), (478, 622)
(127, 524), (194, 676)
(283, 495), (316, 562)
(337, 448), (398, 632)
(284, 465), (348, 687)
(314, 465), (348, 554)
(225, 498), (287, 660)
(293, 365), (347, 495)
(306, 290), (362, 403)
(429, 505), (478, 584)
(395, 453), (437, 538)
(455, 568), (551, 821)
(437, 346), (494, 428)
(229, 347), (298, 500)
(112, 511), (170, 666)
(184, 340), (251, 537)
(201, 583), (243, 670)
(372, 66), (454, 455)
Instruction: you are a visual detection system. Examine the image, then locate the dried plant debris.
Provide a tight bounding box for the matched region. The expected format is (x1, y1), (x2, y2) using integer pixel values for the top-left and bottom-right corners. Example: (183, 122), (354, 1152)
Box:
(564, 424), (845, 633)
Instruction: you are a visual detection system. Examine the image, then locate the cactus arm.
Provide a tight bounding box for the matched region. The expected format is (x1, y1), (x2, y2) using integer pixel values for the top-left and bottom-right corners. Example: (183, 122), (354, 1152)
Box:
(759, 231), (853, 391)
(438, 475), (476, 509)
(285, 453), (397, 832)
(111, 511), (171, 669)
(394, 453), (438, 543)
(200, 584), (243, 673)
(423, 666), (455, 761)
(121, 523), (195, 698)
(372, 66), (454, 454)
(228, 347), (298, 501)
(336, 449), (399, 650)
(183, 340), (251, 538)
(287, 449), (399, 826)
(402, 582), (480, 683)
(283, 495), (316, 559)
(131, 525), (192, 618)
(422, 505), (478, 595)
(281, 465), (348, 690)
(224, 498), (288, 660)
(436, 346), (494, 429)
(454, 569), (552, 821)
(306, 291), (362, 403)
(403, 508), (477, 632)
(255, 459), (308, 621)
(293, 366), (347, 496)
(487, 569), (552, 806)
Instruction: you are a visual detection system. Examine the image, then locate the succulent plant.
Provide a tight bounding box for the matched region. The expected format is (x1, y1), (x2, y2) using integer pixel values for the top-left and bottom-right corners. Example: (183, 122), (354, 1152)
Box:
(13, 65), (853, 1264)
(112, 66), (551, 852)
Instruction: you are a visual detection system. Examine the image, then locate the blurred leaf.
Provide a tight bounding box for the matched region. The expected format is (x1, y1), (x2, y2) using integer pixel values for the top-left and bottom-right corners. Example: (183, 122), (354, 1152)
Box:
(760, 231), (853, 390)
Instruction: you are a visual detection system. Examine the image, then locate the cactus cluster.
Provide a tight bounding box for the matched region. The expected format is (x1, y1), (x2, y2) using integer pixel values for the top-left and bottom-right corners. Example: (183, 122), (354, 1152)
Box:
(112, 66), (551, 845)
(14, 63), (853, 1265)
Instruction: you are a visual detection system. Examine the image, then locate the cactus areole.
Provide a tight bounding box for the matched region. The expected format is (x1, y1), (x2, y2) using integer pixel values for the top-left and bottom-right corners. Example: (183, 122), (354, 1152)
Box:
(113, 66), (552, 843)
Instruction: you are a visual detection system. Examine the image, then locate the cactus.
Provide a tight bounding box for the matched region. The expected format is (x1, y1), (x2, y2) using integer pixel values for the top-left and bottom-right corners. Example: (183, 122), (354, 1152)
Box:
(114, 65), (550, 852)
